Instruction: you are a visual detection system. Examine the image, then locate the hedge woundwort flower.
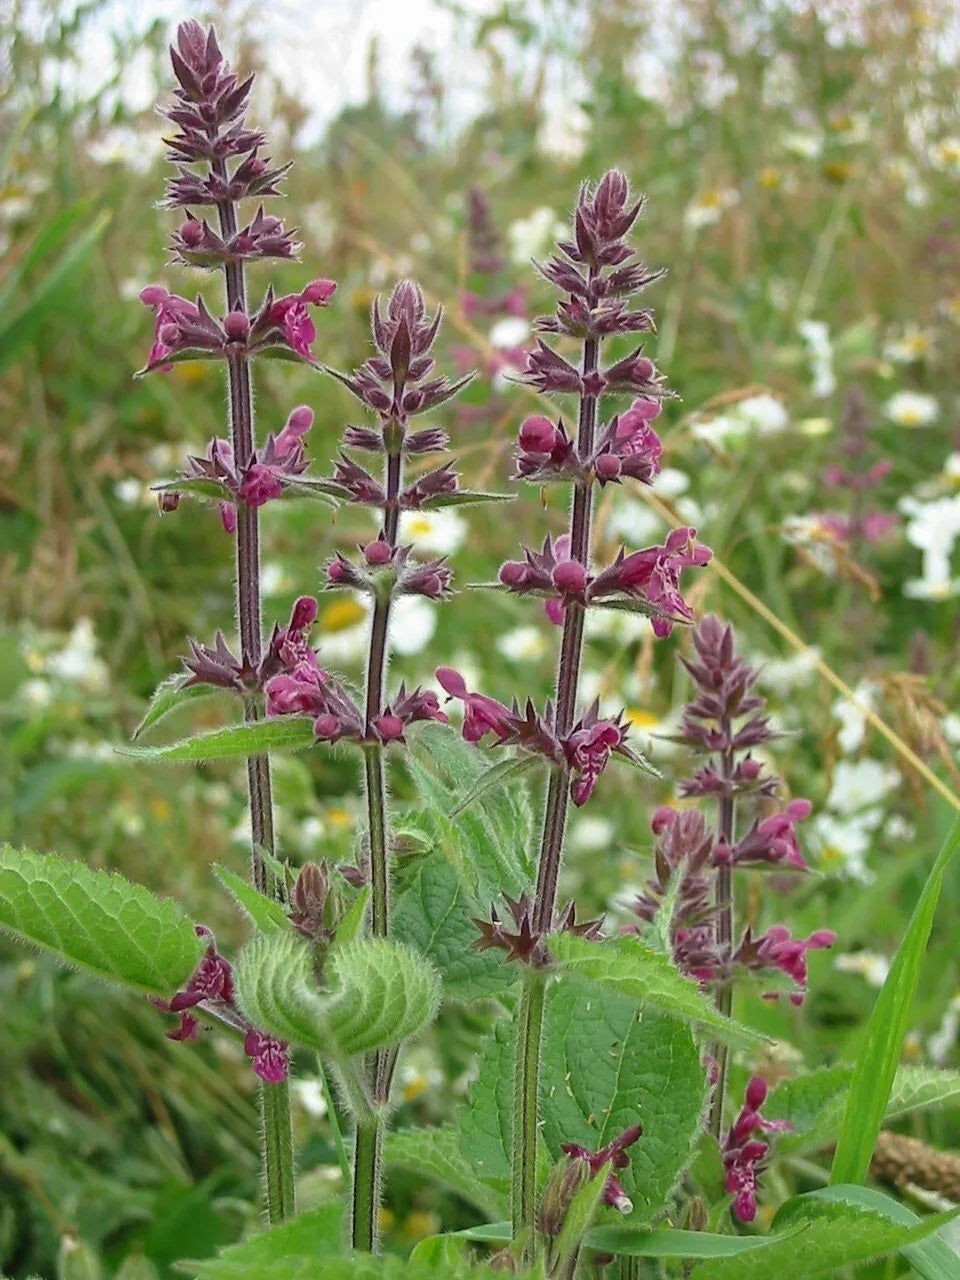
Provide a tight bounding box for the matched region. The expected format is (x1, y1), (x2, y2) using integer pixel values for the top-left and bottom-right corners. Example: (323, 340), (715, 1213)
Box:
(264, 277), (473, 1250)
(139, 19), (340, 1224)
(630, 614), (835, 1144)
(440, 171), (711, 1249)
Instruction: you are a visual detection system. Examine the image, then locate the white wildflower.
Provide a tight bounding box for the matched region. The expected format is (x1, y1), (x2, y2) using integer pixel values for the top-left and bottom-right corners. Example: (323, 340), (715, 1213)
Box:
(496, 626), (548, 663)
(798, 320), (836, 397)
(885, 391), (938, 428)
(683, 187), (739, 231)
(834, 951), (891, 987)
(399, 508), (466, 555)
(507, 207), (567, 264)
(826, 759), (899, 815)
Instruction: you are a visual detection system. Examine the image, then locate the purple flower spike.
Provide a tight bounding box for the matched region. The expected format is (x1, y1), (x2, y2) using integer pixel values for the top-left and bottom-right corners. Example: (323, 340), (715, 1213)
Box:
(722, 1077), (793, 1222)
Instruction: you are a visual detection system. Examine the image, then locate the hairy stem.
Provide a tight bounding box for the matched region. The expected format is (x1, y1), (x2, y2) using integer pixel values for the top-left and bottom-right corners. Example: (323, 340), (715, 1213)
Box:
(352, 1122), (381, 1253)
(260, 1079), (296, 1223)
(708, 746), (736, 1140)
(351, 429), (404, 1251)
(514, 329), (600, 1254)
(513, 967), (547, 1243)
(532, 334), (599, 934)
(215, 171), (293, 1219)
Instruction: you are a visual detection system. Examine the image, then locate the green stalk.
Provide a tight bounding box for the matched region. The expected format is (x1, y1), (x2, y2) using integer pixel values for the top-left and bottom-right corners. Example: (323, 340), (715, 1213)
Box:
(513, 967), (547, 1244)
(260, 1079), (296, 1223)
(352, 1122), (382, 1254)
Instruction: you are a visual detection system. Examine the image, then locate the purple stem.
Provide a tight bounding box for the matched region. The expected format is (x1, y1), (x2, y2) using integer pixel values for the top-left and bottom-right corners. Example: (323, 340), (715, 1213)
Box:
(708, 736), (736, 1139)
(532, 332), (599, 933)
(352, 422), (404, 1253)
(214, 163), (273, 895)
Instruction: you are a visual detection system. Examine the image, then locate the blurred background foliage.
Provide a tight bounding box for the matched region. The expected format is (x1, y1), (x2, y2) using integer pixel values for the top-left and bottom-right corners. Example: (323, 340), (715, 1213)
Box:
(2, 0), (960, 1275)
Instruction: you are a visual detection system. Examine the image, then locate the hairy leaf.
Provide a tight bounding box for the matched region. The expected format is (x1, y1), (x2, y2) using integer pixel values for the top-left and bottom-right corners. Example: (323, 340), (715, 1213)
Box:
(831, 815), (960, 1185)
(212, 864), (290, 934)
(181, 1202), (344, 1278)
(0, 845), (204, 996)
(407, 724), (533, 901)
(767, 1063), (960, 1154)
(456, 1016), (518, 1196)
(797, 1185), (960, 1280)
(689, 1190), (959, 1278)
(384, 1126), (509, 1220)
(118, 717), (316, 763)
(418, 490), (513, 509)
(133, 673), (223, 739)
(457, 979), (706, 1224)
(548, 933), (764, 1047)
(234, 932), (441, 1059)
(539, 981), (707, 1224)
(392, 848), (517, 1003)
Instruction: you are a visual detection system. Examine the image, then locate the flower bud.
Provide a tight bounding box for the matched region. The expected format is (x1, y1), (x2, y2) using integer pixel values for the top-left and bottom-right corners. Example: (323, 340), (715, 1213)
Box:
(518, 414), (558, 452)
(364, 538), (393, 566)
(289, 861), (330, 939)
(595, 453), (621, 481)
(552, 559), (587, 594)
(223, 309), (250, 339)
(539, 1154), (591, 1237)
(499, 560), (528, 587)
(179, 218), (204, 247)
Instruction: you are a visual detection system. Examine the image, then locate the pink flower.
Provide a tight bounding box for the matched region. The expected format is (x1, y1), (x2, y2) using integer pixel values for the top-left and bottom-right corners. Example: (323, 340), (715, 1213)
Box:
(274, 405), (314, 459)
(139, 285), (199, 369)
(238, 462), (283, 507)
(592, 527), (712, 637)
(739, 925), (836, 1005)
(731, 798), (812, 870)
(723, 1077), (792, 1222)
(269, 279), (337, 361)
(436, 667), (513, 743)
(244, 1029), (289, 1083)
(565, 721), (623, 805)
(560, 1124), (643, 1214)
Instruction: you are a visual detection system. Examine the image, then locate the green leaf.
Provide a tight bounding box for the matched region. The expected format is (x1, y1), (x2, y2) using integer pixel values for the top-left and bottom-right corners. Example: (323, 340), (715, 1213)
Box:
(407, 724), (534, 901)
(548, 933), (764, 1048)
(133, 674), (223, 739)
(449, 755), (540, 819)
(554, 1168), (608, 1260)
(831, 815), (960, 1185)
(457, 980), (707, 1225)
(212, 864), (291, 934)
(392, 848), (518, 1003)
(688, 1190), (960, 1278)
(153, 478), (229, 504)
(539, 981), (707, 1224)
(117, 717), (316, 763)
(0, 845), (205, 996)
(234, 932), (441, 1059)
(457, 1016), (522, 1195)
(384, 1126), (509, 1220)
(766, 1063), (960, 1154)
(418, 490), (513, 509)
(583, 1225), (776, 1259)
(798, 1185), (960, 1280)
(334, 885), (370, 944)
(178, 1201), (344, 1278)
